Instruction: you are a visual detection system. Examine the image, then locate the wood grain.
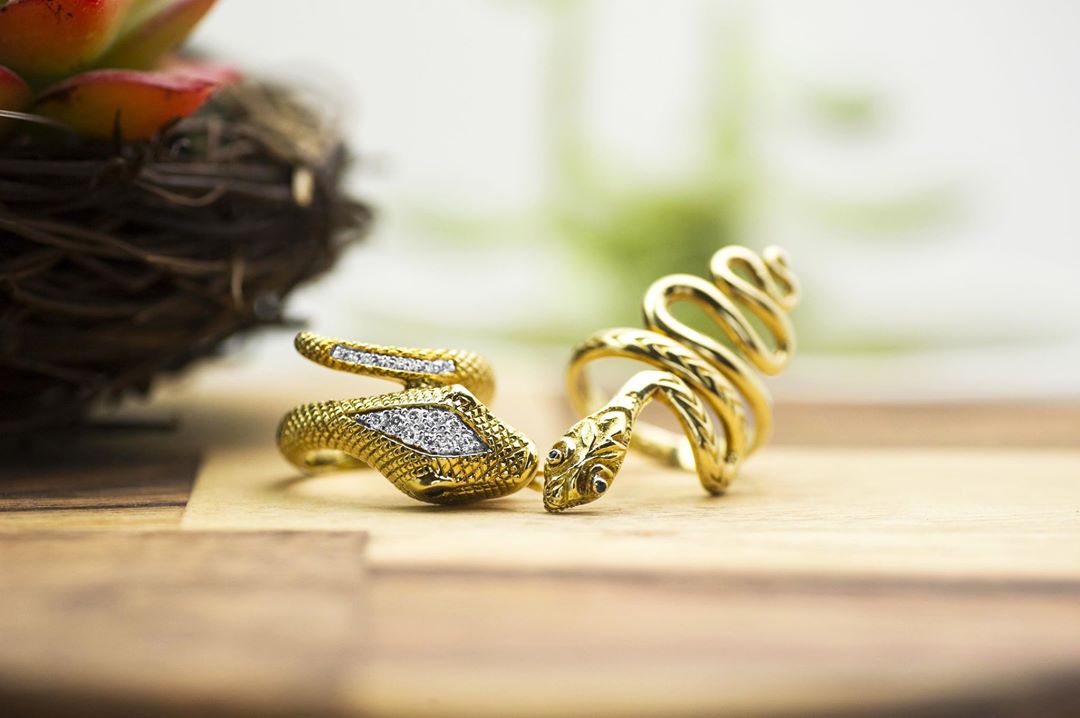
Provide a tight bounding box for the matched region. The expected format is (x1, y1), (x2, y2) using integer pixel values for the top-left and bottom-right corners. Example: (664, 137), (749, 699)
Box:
(2, 532), (1078, 718)
(3, 363), (1080, 717)
(0, 531), (368, 717)
(0, 442), (199, 531)
(360, 568), (1080, 718)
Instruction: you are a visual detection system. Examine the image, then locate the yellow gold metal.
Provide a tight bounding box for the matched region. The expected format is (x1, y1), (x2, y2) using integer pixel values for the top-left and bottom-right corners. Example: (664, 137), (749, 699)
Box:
(543, 245), (800, 512)
(277, 331), (538, 505)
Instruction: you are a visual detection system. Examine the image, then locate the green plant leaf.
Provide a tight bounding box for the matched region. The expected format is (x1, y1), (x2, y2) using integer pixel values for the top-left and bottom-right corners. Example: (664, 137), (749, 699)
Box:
(98, 0), (217, 70)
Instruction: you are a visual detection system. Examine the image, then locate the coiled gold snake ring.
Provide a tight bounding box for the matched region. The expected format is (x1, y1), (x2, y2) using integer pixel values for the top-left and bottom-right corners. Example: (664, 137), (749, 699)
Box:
(277, 244), (796, 511)
(277, 332), (538, 504)
(542, 245), (800, 512)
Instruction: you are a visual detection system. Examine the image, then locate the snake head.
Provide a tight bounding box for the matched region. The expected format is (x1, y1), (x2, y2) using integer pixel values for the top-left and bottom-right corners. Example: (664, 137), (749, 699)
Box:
(543, 408), (630, 512)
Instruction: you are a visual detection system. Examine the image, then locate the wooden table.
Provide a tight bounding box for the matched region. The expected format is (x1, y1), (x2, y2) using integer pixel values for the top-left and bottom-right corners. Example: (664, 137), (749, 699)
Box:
(2, 364), (1079, 718)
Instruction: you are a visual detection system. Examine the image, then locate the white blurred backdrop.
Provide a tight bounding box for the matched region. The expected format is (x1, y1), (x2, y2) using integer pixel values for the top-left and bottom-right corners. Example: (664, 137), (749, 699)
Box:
(191, 0), (1080, 401)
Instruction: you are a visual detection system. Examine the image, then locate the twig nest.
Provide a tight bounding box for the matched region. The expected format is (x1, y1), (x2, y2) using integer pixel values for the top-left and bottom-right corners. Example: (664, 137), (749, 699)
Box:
(0, 80), (372, 435)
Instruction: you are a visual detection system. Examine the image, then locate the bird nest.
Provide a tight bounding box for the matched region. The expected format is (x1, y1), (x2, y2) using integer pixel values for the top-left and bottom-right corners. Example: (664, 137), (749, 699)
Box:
(0, 81), (371, 436)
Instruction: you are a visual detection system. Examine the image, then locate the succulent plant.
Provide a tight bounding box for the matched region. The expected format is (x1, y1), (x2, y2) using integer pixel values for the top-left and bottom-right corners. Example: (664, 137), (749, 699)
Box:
(0, 0), (229, 140)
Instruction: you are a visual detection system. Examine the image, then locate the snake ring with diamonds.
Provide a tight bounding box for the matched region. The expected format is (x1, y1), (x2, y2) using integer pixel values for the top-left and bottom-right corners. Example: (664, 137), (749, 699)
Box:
(277, 332), (538, 505)
(542, 245), (800, 512)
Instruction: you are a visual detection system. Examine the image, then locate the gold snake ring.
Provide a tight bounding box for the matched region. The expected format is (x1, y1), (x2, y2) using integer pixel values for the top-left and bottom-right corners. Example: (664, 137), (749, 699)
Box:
(543, 245), (800, 512)
(277, 331), (538, 504)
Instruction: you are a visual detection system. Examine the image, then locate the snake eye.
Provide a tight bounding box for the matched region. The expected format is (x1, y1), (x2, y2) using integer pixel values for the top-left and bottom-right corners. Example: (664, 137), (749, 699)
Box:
(546, 438), (573, 466)
(588, 464), (612, 495)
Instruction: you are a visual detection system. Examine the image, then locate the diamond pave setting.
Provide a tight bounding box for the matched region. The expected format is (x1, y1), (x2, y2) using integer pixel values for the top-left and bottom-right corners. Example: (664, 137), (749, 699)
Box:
(355, 406), (489, 457)
(331, 344), (455, 375)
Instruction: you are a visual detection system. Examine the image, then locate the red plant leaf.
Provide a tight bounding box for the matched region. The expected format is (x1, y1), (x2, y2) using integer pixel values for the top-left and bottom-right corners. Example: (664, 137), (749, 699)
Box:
(33, 68), (217, 139)
(0, 0), (132, 79)
(99, 0), (217, 70)
(0, 65), (32, 111)
(0, 65), (33, 136)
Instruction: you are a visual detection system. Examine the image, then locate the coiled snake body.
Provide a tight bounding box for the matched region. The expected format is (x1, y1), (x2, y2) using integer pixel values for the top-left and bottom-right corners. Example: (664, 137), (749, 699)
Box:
(543, 245), (800, 511)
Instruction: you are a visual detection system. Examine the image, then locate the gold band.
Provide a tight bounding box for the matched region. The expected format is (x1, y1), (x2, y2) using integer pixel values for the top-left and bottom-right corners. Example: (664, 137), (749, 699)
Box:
(277, 332), (537, 505)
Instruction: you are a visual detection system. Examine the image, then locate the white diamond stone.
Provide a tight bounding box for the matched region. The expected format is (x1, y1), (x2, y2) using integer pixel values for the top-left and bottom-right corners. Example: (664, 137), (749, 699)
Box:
(355, 407), (489, 456)
(331, 344), (455, 375)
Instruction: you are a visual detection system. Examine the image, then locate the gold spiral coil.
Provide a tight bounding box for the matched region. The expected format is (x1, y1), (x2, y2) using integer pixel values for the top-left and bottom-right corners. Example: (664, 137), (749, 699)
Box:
(543, 245), (800, 512)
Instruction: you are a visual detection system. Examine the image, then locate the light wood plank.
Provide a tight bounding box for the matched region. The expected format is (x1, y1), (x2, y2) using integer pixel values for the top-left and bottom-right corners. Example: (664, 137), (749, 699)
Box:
(183, 445), (1080, 580)
(772, 401), (1080, 448)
